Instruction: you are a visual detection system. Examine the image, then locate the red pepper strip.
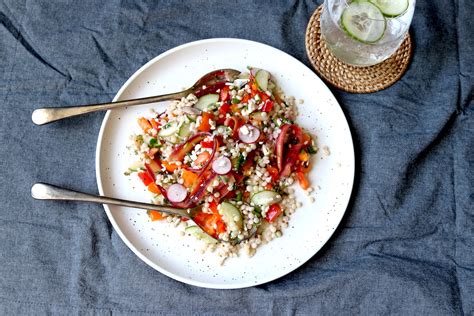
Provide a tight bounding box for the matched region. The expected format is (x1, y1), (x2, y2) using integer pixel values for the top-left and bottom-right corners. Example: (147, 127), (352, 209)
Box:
(220, 86), (230, 102)
(219, 103), (231, 116)
(224, 116), (244, 139)
(280, 142), (303, 177)
(168, 132), (211, 162)
(276, 124), (291, 171)
(194, 82), (227, 98)
(193, 212), (216, 237)
(193, 211), (226, 238)
(150, 119), (160, 130)
(144, 163), (156, 182)
(138, 171), (154, 186)
(276, 124), (304, 177)
(265, 203), (283, 223)
(200, 140), (214, 148)
(266, 165), (280, 181)
(262, 100), (274, 112)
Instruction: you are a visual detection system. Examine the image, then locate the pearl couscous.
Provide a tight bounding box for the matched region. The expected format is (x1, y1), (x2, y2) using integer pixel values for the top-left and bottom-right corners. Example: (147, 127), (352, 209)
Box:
(126, 68), (318, 263)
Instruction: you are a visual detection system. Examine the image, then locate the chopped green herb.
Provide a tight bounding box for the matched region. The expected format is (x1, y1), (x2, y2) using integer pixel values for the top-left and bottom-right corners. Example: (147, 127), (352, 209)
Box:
(235, 191), (242, 201)
(149, 138), (158, 147)
(123, 167), (143, 176)
(231, 98), (240, 104)
(307, 146), (318, 154)
(253, 206), (262, 218)
(233, 154), (246, 170)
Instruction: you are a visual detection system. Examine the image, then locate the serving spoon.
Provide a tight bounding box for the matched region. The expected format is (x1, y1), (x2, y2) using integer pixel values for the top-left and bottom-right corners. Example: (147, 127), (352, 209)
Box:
(31, 68), (241, 125)
(31, 183), (256, 244)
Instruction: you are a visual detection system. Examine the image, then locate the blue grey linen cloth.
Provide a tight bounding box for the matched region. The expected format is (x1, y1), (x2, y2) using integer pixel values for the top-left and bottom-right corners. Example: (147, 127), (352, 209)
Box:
(1, 0), (472, 314)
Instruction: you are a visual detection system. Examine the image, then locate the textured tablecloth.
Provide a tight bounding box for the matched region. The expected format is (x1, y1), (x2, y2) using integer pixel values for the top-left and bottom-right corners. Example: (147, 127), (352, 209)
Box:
(1, 0), (473, 314)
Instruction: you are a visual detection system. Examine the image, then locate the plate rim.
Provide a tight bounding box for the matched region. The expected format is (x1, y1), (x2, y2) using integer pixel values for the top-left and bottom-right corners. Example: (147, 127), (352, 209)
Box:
(95, 38), (355, 289)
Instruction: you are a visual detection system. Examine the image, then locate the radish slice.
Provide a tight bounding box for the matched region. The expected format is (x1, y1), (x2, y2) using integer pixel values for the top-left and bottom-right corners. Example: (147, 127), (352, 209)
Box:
(167, 184), (188, 203)
(212, 156), (232, 175)
(182, 106), (201, 115)
(238, 124), (260, 144)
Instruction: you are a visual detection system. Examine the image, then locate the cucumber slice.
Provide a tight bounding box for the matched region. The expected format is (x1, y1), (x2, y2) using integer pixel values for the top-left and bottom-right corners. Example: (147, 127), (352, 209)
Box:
(178, 122), (193, 138)
(234, 78), (250, 89)
(158, 121), (179, 137)
(194, 94), (219, 111)
(251, 190), (281, 206)
(341, 1), (386, 44)
(369, 0), (409, 17)
(185, 225), (218, 244)
(167, 136), (181, 144)
(185, 115), (196, 123)
(255, 70), (270, 91)
(238, 72), (250, 79)
(219, 202), (243, 237)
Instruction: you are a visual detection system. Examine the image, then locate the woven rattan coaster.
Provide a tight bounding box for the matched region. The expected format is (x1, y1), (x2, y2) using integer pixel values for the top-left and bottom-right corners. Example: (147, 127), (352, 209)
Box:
(305, 6), (413, 93)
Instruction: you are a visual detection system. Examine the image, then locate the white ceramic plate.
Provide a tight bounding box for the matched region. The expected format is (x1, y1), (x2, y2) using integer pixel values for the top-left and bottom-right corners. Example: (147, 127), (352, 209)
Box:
(96, 38), (354, 289)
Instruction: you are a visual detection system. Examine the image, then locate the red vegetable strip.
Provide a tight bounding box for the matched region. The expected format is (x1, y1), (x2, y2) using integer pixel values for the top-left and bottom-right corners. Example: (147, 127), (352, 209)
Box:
(168, 132), (210, 162)
(138, 171), (154, 186)
(224, 116), (243, 139)
(220, 86), (230, 102)
(276, 124), (303, 176)
(265, 204), (283, 223)
(276, 124), (291, 171)
(262, 100), (274, 112)
(144, 163), (156, 182)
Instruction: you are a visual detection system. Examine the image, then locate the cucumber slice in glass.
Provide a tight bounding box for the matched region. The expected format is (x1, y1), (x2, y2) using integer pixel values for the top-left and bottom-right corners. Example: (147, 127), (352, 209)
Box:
(341, 1), (386, 44)
(369, 0), (409, 17)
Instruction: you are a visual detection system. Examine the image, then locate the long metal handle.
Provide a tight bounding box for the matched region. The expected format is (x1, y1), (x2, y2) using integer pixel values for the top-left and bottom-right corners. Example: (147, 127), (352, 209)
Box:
(31, 183), (191, 218)
(31, 90), (189, 125)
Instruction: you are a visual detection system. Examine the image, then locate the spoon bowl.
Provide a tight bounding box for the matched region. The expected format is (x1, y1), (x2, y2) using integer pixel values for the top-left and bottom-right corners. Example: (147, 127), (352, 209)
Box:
(32, 69), (241, 125)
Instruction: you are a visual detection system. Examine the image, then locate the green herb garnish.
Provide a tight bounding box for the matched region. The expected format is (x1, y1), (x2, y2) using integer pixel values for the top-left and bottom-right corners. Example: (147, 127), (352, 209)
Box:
(307, 146), (318, 154)
(235, 191), (242, 201)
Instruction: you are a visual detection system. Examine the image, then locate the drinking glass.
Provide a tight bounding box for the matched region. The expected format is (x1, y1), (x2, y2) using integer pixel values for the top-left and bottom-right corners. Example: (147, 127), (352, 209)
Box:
(320, 0), (415, 66)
